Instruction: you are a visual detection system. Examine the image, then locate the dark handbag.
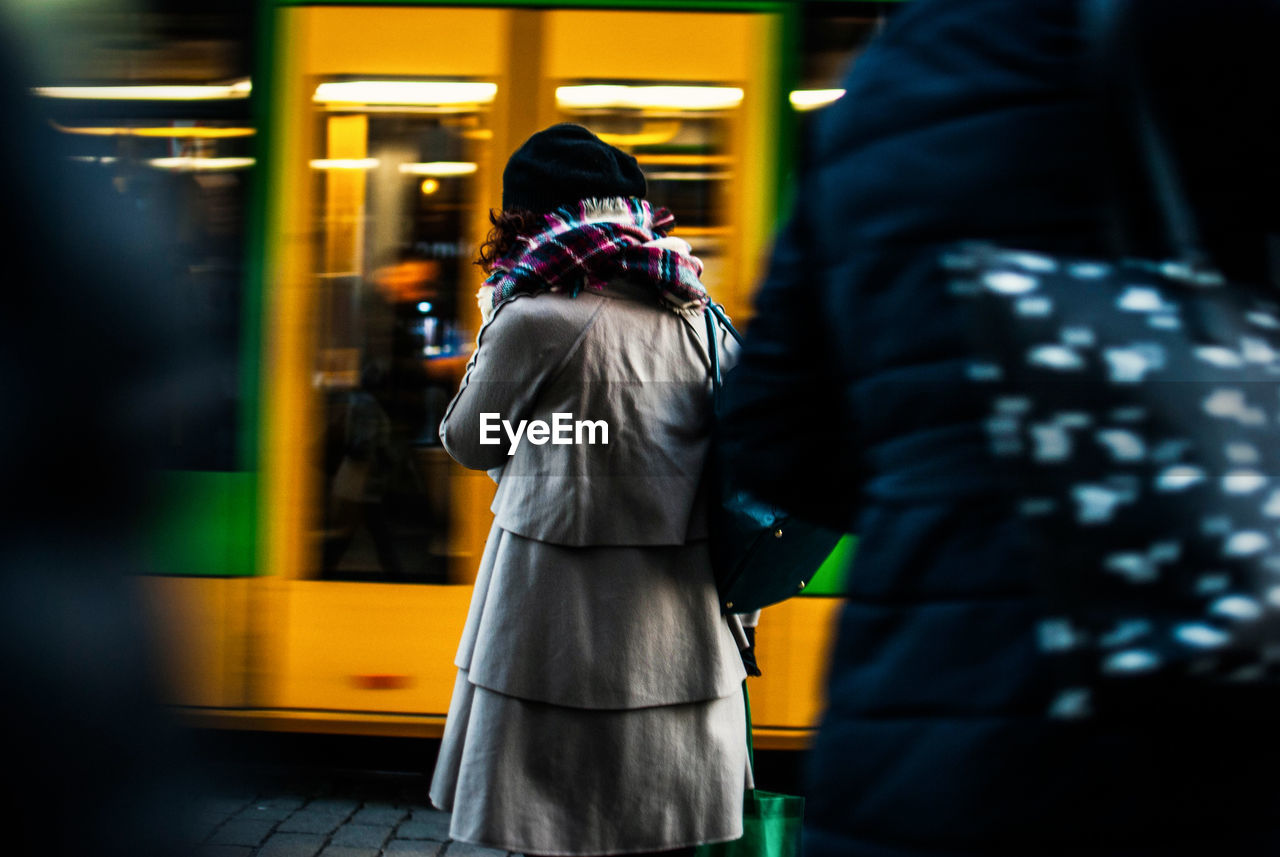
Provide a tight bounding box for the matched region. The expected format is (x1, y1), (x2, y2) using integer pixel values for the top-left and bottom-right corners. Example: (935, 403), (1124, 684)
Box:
(703, 305), (843, 614)
(948, 0), (1280, 718)
(694, 684), (805, 857)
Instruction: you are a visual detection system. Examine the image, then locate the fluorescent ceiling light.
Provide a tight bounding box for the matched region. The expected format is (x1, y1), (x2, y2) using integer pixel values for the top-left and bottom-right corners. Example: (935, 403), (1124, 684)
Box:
(314, 81), (496, 106)
(310, 158), (380, 170)
(54, 123), (255, 139)
(398, 161), (477, 177)
(148, 157), (255, 170)
(33, 80), (251, 101)
(596, 120), (681, 147)
(644, 171), (731, 181)
(556, 85), (743, 111)
(790, 89), (845, 111)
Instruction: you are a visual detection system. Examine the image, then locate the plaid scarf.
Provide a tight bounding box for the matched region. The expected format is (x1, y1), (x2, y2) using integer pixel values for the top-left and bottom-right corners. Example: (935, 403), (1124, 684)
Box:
(485, 197), (709, 311)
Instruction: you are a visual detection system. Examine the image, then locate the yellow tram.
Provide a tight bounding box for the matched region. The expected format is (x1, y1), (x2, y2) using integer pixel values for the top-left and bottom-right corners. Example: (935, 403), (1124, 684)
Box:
(36, 1), (890, 749)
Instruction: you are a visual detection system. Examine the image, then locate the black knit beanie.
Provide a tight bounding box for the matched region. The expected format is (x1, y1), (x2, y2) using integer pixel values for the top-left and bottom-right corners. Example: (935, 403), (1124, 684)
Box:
(501, 123), (646, 214)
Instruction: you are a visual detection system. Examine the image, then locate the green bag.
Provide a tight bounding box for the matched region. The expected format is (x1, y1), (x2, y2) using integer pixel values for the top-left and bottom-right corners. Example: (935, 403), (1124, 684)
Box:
(696, 685), (805, 857)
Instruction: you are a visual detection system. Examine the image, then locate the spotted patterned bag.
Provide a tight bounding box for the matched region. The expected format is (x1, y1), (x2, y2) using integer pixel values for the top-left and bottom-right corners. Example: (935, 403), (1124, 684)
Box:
(947, 242), (1280, 718)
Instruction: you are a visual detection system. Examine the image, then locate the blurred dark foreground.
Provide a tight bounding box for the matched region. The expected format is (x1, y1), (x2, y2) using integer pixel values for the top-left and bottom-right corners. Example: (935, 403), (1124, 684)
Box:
(0, 7), (224, 854)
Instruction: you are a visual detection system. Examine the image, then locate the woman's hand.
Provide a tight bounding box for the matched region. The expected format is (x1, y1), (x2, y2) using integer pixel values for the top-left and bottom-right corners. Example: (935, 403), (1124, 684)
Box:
(477, 285), (496, 326)
(741, 624), (761, 677)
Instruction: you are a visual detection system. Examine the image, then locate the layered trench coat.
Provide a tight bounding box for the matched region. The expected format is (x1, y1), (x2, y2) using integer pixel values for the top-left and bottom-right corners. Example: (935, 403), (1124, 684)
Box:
(429, 278), (748, 855)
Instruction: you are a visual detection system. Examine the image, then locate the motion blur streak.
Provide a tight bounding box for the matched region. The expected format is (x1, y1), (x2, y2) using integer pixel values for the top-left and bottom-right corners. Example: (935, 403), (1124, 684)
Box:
(0, 0), (219, 853)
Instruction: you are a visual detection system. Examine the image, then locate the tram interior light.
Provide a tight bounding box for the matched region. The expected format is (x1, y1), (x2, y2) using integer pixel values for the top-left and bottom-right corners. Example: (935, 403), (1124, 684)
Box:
(595, 120), (682, 148)
(555, 85), (744, 112)
(310, 158), (380, 170)
(33, 80), (251, 101)
(399, 161), (477, 177)
(644, 170), (731, 182)
(53, 123), (255, 139)
(148, 157), (255, 171)
(313, 81), (497, 106)
(789, 89), (846, 111)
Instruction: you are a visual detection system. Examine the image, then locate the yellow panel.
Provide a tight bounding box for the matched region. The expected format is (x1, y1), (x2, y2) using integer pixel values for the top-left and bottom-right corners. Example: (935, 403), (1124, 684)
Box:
(734, 12), (783, 324)
(753, 728), (813, 752)
(300, 7), (507, 78)
(257, 10), (317, 718)
(499, 10), (557, 161)
(323, 114), (368, 274)
(272, 582), (471, 714)
(263, 8), (323, 593)
(749, 597), (843, 731)
(449, 464), (496, 585)
(545, 11), (755, 81)
(265, 576), (840, 728)
(133, 576), (249, 708)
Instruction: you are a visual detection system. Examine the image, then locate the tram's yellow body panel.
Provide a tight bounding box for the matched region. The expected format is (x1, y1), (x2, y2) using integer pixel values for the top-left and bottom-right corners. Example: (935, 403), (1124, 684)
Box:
(150, 577), (840, 749)
(270, 583), (472, 714)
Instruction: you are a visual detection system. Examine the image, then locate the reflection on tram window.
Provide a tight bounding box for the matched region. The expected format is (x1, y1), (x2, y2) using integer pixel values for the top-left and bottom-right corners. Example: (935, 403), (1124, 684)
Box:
(310, 85), (487, 583)
(557, 83), (737, 297)
(82, 131), (252, 473)
(792, 5), (895, 130)
(36, 9), (254, 473)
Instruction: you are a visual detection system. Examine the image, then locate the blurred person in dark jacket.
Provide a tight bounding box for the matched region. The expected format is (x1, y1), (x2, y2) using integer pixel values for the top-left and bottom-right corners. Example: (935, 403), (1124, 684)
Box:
(721, 1), (1280, 855)
(0, 27), (204, 857)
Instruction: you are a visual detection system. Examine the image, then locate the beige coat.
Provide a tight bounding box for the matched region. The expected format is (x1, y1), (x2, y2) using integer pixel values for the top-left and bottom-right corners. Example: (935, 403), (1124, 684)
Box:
(442, 279), (728, 546)
(431, 280), (750, 853)
(438, 279), (746, 709)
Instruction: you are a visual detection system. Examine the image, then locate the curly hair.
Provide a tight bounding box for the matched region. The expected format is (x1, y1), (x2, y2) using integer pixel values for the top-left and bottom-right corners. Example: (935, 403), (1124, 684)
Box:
(475, 208), (542, 271)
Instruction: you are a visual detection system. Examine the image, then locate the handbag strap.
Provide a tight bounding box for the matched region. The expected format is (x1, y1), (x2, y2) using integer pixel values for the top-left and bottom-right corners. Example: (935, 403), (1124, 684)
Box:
(709, 303), (744, 347)
(700, 316), (758, 787)
(1083, 0), (1212, 273)
(703, 303), (744, 410)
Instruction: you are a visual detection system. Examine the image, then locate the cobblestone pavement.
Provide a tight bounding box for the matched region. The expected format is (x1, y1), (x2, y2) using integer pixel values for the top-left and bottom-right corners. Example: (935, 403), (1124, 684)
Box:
(193, 770), (513, 857)
(183, 732), (801, 857)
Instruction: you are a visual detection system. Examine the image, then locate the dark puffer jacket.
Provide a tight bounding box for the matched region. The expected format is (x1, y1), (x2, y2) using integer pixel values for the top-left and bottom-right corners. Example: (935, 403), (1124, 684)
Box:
(724, 1), (1280, 855)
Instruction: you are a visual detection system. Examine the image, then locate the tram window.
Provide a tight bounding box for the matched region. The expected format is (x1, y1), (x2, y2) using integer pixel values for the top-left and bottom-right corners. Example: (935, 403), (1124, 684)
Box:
(309, 85), (490, 583)
(37, 9), (253, 474)
(556, 83), (737, 298)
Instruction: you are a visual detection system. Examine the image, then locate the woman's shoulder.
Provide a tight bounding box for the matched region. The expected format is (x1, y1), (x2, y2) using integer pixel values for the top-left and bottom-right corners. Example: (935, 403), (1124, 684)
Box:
(485, 289), (606, 342)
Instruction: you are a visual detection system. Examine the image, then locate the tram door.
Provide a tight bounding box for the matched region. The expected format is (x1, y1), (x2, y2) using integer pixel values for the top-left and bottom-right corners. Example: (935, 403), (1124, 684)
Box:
(258, 5), (785, 728)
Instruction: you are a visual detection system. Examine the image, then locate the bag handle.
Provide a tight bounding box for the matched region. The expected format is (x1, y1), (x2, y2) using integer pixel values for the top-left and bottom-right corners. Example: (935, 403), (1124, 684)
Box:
(1083, 0), (1212, 273)
(742, 680), (756, 791)
(703, 304), (742, 409)
(699, 312), (759, 788)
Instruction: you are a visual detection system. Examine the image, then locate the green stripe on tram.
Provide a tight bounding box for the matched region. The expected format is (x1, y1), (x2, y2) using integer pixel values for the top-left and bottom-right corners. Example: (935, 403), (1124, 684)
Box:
(803, 535), (857, 597)
(143, 471), (258, 577)
(142, 0), (276, 578)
